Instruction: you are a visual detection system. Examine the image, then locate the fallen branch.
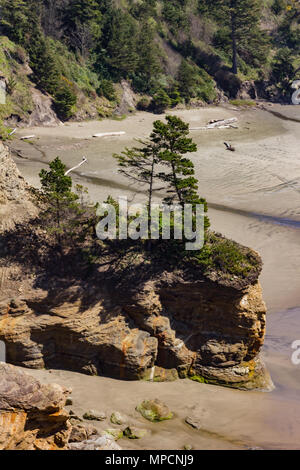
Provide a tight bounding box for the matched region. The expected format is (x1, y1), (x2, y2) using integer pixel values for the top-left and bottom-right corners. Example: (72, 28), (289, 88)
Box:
(65, 157), (88, 176)
(92, 132), (126, 138)
(20, 135), (36, 140)
(191, 117), (238, 130)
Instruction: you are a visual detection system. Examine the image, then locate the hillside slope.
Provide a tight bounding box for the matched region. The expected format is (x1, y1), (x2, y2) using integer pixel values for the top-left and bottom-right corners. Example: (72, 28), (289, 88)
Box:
(0, 0), (299, 132)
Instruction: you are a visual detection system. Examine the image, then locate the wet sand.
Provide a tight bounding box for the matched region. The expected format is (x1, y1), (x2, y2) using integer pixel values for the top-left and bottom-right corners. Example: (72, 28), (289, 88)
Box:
(24, 363), (300, 450)
(10, 103), (300, 449)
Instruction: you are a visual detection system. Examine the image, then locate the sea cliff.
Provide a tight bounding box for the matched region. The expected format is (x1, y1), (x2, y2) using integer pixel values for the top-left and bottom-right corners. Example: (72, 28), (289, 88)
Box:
(0, 143), (272, 391)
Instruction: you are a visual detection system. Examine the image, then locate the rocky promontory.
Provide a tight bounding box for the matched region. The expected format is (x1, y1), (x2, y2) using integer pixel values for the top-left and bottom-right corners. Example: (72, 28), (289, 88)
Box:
(0, 143), (272, 391)
(0, 268), (271, 390)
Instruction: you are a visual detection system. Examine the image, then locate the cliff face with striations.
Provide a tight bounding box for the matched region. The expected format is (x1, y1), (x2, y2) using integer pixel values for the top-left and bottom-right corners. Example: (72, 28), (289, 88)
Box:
(0, 144), (272, 391)
(0, 275), (271, 391)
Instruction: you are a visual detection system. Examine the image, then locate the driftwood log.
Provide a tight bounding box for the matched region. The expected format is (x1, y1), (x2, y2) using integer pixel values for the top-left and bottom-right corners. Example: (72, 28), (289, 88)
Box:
(92, 132), (126, 138)
(191, 117), (238, 130)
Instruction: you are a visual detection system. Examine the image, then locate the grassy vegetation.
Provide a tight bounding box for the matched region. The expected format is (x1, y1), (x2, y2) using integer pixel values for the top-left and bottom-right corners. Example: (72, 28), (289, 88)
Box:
(192, 232), (261, 278)
(0, 36), (34, 121)
(229, 99), (257, 107)
(0, 120), (12, 140)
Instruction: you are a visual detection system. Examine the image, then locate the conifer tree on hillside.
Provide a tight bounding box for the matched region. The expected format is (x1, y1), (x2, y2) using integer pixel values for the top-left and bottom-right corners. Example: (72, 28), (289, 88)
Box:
(199, 0), (268, 74)
(61, 0), (102, 57)
(133, 21), (161, 93)
(27, 31), (61, 94)
(104, 9), (139, 79)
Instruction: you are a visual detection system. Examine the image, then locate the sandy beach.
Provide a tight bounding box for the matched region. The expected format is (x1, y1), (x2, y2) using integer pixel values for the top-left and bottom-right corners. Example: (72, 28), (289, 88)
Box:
(10, 103), (300, 450)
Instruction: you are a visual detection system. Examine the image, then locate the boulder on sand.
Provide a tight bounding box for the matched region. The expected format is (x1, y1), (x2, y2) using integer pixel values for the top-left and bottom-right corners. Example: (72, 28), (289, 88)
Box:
(82, 410), (106, 421)
(136, 399), (173, 422)
(0, 363), (71, 450)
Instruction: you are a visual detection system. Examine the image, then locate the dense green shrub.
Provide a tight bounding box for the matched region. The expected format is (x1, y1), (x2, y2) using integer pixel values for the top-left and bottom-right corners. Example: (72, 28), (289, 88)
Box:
(137, 97), (151, 111)
(194, 233), (260, 278)
(151, 89), (171, 113)
(162, 0), (189, 32)
(0, 120), (12, 141)
(271, 0), (286, 15)
(168, 87), (182, 107)
(0, 0), (29, 43)
(177, 60), (216, 103)
(271, 47), (296, 94)
(53, 82), (77, 120)
(97, 79), (116, 102)
(277, 9), (300, 51)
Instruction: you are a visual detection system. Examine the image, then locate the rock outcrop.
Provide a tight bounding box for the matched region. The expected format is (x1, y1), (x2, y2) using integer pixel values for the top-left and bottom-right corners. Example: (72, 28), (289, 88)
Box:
(0, 273), (271, 390)
(115, 80), (137, 115)
(0, 363), (71, 450)
(25, 88), (62, 127)
(68, 435), (122, 451)
(0, 143), (272, 391)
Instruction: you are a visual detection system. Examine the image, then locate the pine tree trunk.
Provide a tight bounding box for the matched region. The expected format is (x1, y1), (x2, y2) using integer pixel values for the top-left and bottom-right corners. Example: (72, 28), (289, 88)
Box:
(231, 10), (238, 75)
(146, 157), (155, 252)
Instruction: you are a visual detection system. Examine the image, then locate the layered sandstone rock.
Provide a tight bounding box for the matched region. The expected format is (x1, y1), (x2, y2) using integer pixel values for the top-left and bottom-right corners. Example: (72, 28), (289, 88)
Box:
(0, 143), (272, 390)
(0, 363), (71, 450)
(0, 274), (272, 390)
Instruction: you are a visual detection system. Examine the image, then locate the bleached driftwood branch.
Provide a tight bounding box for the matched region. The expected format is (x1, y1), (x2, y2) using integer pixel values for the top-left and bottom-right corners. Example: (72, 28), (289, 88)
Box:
(92, 131), (126, 138)
(65, 157), (88, 176)
(191, 117), (238, 130)
(20, 135), (36, 140)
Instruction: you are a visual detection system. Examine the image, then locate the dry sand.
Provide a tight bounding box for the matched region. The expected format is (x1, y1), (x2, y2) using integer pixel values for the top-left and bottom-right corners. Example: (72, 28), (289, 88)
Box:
(10, 103), (300, 450)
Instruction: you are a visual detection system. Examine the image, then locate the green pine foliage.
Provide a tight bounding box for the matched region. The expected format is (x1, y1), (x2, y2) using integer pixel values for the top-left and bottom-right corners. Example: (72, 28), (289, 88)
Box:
(177, 60), (217, 103)
(27, 31), (61, 95)
(200, 0), (269, 74)
(114, 115), (210, 240)
(0, 0), (29, 43)
(271, 47), (296, 96)
(53, 81), (77, 120)
(151, 89), (172, 114)
(39, 157), (96, 250)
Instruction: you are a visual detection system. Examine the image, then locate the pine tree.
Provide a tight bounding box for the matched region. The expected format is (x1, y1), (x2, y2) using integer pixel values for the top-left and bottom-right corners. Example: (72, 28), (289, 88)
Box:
(53, 81), (77, 120)
(27, 31), (60, 94)
(151, 116), (204, 207)
(103, 9), (139, 79)
(61, 0), (102, 57)
(113, 116), (210, 247)
(177, 60), (198, 102)
(114, 139), (160, 218)
(151, 89), (171, 114)
(200, 0), (267, 74)
(271, 47), (296, 94)
(39, 157), (95, 251)
(132, 20), (161, 93)
(153, 116), (209, 230)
